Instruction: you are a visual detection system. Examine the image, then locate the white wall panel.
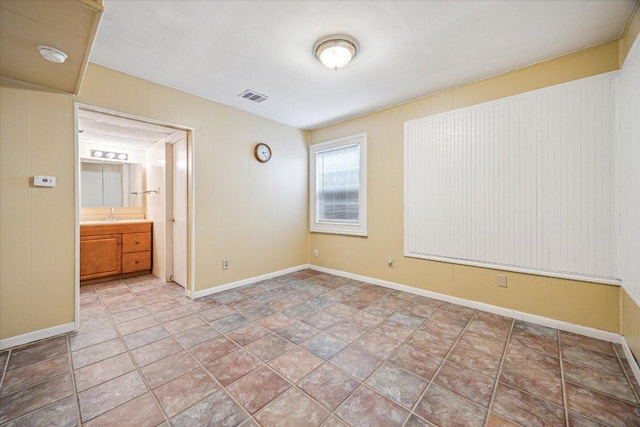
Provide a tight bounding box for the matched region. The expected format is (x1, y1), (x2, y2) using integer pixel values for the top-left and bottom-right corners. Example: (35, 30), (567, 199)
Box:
(618, 39), (640, 302)
(405, 73), (618, 283)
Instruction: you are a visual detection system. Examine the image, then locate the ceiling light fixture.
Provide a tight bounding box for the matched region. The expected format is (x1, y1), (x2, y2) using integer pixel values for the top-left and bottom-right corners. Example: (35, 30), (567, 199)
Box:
(37, 45), (68, 64)
(314, 34), (359, 71)
(91, 150), (128, 161)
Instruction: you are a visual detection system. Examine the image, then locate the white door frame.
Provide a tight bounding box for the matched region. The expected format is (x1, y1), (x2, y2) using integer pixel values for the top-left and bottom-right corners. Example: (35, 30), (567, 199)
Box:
(162, 131), (188, 287)
(73, 102), (196, 331)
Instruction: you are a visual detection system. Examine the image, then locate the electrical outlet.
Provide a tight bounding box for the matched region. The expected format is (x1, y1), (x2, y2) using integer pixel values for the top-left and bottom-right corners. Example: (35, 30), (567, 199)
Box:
(497, 275), (507, 288)
(313, 249), (319, 257)
(223, 260), (230, 270)
(388, 257), (394, 268)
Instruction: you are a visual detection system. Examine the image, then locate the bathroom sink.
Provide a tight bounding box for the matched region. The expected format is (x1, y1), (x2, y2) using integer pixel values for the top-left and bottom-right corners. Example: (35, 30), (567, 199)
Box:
(80, 219), (152, 225)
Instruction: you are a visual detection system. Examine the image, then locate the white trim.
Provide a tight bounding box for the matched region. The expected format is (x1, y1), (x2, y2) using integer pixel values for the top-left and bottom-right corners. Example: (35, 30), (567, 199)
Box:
(309, 132), (368, 237)
(187, 128), (196, 298)
(0, 323), (75, 351)
(193, 264), (310, 299)
(73, 102), (197, 312)
(622, 281), (640, 309)
(405, 254), (620, 286)
(73, 104), (81, 331)
(620, 338), (640, 388)
(621, 17), (640, 69)
(310, 264), (623, 343)
(405, 70), (620, 127)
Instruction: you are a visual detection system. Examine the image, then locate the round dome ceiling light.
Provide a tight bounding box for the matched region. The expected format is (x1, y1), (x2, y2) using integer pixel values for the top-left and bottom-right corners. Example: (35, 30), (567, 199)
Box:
(37, 45), (68, 64)
(314, 35), (359, 71)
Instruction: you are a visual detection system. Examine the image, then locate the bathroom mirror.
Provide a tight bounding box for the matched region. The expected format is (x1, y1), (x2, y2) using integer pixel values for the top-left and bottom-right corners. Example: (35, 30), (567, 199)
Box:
(81, 159), (143, 207)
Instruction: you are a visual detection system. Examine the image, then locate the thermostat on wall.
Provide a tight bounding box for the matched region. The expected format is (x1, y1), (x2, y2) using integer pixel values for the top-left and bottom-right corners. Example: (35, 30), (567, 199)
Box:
(34, 175), (56, 187)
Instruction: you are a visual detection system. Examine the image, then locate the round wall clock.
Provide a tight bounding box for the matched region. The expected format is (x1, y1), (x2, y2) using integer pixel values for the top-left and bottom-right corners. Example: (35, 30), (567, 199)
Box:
(254, 143), (272, 163)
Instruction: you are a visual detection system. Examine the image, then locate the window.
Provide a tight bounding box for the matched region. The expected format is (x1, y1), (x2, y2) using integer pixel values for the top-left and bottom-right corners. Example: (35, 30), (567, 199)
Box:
(310, 132), (367, 236)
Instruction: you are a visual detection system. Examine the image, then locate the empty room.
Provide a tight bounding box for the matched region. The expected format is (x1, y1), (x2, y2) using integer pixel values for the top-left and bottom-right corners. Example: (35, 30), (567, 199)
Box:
(1, 0), (640, 426)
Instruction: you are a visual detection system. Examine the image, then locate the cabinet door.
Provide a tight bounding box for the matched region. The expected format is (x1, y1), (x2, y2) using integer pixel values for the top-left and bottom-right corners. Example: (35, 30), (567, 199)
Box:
(80, 234), (121, 280)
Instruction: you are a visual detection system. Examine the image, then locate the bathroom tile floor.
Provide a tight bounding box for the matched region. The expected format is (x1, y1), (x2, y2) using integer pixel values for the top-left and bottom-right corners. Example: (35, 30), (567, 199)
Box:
(1, 270), (639, 426)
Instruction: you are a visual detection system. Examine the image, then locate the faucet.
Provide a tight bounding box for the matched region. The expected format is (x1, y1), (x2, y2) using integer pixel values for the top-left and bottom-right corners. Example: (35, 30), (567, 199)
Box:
(106, 208), (118, 222)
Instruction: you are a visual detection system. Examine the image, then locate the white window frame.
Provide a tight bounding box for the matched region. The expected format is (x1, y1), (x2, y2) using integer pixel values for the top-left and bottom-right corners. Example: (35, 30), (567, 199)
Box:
(310, 132), (367, 236)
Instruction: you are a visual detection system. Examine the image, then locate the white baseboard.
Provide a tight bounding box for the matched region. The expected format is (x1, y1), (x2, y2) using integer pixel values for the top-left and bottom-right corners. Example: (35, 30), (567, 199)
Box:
(620, 338), (640, 388)
(310, 264), (622, 344)
(192, 264), (311, 299)
(2, 264), (639, 389)
(0, 322), (76, 351)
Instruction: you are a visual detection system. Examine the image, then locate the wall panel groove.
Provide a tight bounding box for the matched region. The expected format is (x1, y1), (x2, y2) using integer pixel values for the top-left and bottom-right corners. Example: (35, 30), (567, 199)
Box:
(405, 73), (618, 283)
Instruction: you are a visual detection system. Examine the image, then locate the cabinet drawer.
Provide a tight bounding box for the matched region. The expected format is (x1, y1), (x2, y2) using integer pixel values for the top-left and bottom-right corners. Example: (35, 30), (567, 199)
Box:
(122, 232), (151, 253)
(122, 251), (151, 273)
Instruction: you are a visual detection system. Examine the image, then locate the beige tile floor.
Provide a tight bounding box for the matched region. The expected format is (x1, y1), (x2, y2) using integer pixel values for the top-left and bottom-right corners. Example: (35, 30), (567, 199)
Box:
(1, 270), (639, 426)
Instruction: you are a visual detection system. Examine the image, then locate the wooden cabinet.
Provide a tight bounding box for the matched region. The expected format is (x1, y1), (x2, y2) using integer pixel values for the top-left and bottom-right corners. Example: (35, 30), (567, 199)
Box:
(80, 222), (152, 283)
(80, 234), (121, 279)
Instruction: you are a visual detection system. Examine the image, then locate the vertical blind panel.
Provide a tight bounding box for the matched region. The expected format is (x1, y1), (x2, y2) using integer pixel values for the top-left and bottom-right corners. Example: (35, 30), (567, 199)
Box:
(405, 74), (618, 280)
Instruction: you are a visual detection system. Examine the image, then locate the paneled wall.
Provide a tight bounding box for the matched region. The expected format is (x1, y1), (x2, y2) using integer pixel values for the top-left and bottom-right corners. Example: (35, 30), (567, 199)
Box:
(618, 16), (640, 358)
(405, 73), (618, 283)
(0, 89), (76, 340)
(310, 41), (621, 333)
(76, 64), (309, 295)
(0, 63), (309, 343)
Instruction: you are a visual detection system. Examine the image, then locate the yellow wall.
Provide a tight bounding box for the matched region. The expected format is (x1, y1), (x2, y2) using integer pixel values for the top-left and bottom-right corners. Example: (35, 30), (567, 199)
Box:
(310, 41), (621, 333)
(0, 63), (308, 341)
(2, 7), (639, 349)
(0, 88), (76, 339)
(75, 64), (309, 293)
(623, 293), (640, 359)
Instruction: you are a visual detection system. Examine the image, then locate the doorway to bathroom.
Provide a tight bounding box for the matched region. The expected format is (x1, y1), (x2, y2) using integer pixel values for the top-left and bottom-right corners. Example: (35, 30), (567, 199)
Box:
(74, 104), (194, 323)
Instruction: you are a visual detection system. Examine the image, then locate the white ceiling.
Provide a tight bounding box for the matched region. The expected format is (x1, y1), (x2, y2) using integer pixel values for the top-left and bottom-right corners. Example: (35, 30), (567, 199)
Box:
(89, 0), (636, 130)
(78, 108), (178, 149)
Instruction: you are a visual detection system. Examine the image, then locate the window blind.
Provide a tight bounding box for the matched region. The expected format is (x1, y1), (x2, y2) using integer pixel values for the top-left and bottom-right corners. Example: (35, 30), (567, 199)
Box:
(404, 73), (618, 283)
(316, 144), (360, 223)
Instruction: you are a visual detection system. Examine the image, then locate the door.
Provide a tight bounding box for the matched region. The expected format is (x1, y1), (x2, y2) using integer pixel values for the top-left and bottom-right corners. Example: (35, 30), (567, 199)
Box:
(172, 137), (188, 287)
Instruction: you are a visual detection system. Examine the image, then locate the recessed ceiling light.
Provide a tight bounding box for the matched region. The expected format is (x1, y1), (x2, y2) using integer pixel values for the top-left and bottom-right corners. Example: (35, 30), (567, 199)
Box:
(37, 45), (68, 64)
(314, 35), (359, 71)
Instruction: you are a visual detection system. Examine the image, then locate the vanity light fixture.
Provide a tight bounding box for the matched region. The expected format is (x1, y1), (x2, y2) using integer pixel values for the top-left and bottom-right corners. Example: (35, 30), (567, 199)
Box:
(37, 45), (68, 64)
(314, 34), (359, 71)
(91, 150), (128, 161)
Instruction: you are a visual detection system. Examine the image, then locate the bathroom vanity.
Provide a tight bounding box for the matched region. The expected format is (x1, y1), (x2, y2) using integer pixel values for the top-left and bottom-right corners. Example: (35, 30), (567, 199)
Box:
(80, 221), (152, 283)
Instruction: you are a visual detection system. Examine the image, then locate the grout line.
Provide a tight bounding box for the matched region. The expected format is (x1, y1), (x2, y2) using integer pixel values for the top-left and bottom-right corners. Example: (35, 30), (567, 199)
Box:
(207, 274), (376, 423)
(0, 329), (84, 424)
(123, 279), (249, 424)
(613, 342), (640, 405)
(89, 278), (172, 426)
(483, 318), (516, 427)
(49, 270), (640, 427)
(0, 347), (11, 391)
(66, 333), (83, 426)
(405, 306), (485, 425)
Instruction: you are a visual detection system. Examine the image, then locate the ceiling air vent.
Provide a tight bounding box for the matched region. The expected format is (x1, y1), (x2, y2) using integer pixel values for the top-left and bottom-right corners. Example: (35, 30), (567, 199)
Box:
(239, 90), (269, 103)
